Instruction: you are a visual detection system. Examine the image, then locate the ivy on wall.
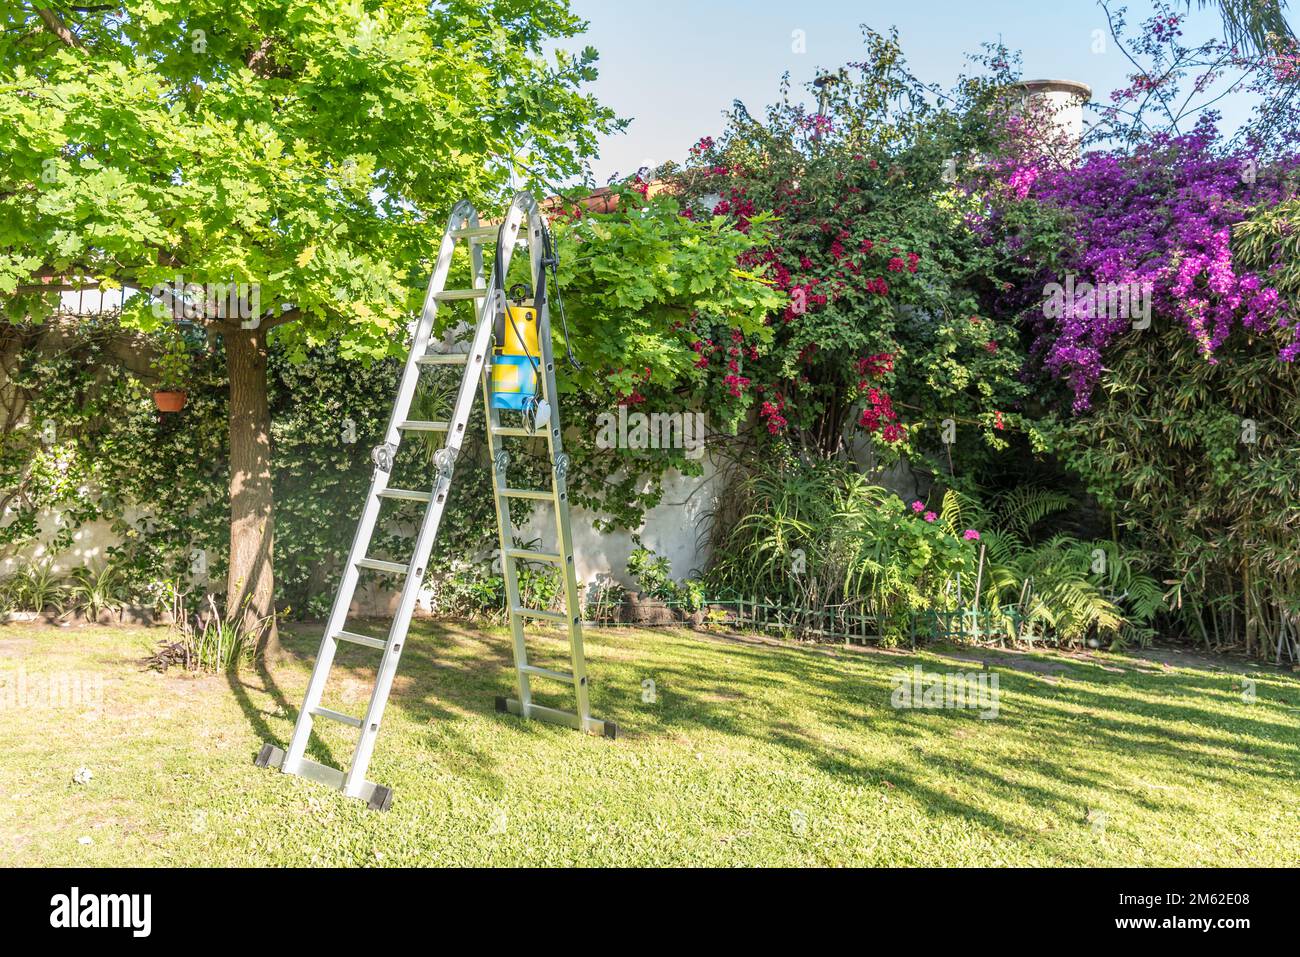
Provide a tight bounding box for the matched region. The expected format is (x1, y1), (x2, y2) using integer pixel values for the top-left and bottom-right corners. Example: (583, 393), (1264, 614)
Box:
(0, 318), (539, 616)
(1, 320), (228, 598)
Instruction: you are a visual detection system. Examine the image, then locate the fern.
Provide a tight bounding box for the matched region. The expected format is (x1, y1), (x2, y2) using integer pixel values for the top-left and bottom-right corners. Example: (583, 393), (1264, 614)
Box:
(994, 486), (1074, 538)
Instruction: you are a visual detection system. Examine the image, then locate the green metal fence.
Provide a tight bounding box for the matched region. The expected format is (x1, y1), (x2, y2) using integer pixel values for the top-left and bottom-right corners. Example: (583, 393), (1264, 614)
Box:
(582, 587), (1025, 649)
(582, 591), (896, 646)
(918, 607), (1025, 643)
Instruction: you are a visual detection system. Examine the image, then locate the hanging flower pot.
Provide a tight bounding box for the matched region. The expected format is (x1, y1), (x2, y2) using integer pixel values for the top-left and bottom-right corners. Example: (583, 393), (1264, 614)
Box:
(150, 322), (196, 414)
(152, 390), (188, 413)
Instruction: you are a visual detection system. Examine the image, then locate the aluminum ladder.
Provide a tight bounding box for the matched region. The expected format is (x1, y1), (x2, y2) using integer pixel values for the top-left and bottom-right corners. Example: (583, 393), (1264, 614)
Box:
(256, 191), (616, 811)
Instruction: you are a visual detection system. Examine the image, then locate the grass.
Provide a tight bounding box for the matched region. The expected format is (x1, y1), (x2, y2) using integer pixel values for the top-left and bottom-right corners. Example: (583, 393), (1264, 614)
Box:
(2, 618), (1299, 866)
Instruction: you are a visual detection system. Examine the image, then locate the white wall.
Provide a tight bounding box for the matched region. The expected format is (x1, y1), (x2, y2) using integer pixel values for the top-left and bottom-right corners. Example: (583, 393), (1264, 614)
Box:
(523, 459), (717, 589)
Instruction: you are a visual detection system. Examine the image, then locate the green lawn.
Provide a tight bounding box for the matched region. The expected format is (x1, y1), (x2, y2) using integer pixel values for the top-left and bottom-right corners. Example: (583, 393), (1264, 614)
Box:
(2, 618), (1298, 866)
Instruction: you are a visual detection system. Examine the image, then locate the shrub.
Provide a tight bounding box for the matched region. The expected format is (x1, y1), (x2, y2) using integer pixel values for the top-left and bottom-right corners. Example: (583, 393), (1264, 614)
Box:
(626, 536), (705, 612)
(708, 460), (976, 644)
(66, 563), (128, 620)
(0, 560), (68, 614)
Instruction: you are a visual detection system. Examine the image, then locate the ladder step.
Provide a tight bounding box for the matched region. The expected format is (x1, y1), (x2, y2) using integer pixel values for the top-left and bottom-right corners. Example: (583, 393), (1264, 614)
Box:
(399, 420), (450, 432)
(450, 225), (498, 241)
(501, 487), (554, 502)
(356, 557), (408, 575)
(491, 426), (532, 437)
(519, 664), (576, 683)
(310, 706), (364, 729)
(335, 630), (388, 651)
(435, 288), (487, 301)
(511, 605), (568, 623)
(378, 488), (432, 503)
(506, 547), (563, 564)
(416, 353), (471, 366)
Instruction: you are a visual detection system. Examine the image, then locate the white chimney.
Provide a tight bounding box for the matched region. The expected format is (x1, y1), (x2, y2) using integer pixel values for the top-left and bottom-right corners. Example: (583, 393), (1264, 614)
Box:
(1011, 79), (1092, 156)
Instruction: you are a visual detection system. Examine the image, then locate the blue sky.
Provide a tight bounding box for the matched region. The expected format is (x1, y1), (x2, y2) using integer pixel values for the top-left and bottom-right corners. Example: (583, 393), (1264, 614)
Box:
(565, 0), (1258, 183)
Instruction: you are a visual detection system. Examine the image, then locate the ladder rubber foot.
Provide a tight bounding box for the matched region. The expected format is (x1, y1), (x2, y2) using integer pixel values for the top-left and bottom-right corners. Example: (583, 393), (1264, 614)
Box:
(495, 696), (508, 713)
(367, 785), (394, 812)
(603, 721), (619, 741)
(255, 743), (285, 769)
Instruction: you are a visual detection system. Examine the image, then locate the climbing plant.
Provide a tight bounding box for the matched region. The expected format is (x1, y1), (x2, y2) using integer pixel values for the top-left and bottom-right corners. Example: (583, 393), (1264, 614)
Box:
(669, 29), (1056, 479)
(0, 318), (530, 617)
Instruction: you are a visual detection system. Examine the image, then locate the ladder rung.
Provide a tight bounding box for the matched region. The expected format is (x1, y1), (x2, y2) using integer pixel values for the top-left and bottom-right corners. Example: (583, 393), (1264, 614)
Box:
(356, 557), (408, 575)
(501, 487), (554, 501)
(310, 706), (364, 729)
(497, 697), (614, 737)
(435, 288), (487, 301)
(416, 353), (471, 366)
(511, 605), (568, 623)
(335, 630), (387, 651)
(519, 664), (576, 683)
(399, 420), (450, 432)
(293, 756), (345, 790)
(378, 488), (432, 503)
(491, 426), (532, 437)
(506, 547), (563, 564)
(450, 225), (498, 241)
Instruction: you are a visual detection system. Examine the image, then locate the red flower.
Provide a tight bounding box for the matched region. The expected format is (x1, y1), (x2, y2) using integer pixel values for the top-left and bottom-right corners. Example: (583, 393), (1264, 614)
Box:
(760, 397), (788, 435)
(723, 373), (750, 397)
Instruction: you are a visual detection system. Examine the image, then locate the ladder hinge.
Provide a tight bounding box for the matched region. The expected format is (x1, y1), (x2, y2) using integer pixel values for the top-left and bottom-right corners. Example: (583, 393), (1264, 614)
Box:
(371, 441), (398, 473)
(434, 445), (460, 480)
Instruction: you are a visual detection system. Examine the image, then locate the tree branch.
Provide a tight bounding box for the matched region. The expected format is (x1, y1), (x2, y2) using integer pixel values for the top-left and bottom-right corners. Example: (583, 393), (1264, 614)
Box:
(246, 37), (275, 76)
(34, 8), (81, 48)
(259, 306), (301, 331)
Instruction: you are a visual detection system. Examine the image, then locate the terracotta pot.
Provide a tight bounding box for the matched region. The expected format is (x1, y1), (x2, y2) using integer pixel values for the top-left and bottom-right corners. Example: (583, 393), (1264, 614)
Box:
(152, 390), (187, 412)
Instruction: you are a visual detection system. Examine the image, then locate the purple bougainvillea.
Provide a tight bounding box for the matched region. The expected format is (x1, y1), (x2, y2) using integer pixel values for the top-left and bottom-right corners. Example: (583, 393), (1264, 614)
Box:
(1013, 116), (1297, 410)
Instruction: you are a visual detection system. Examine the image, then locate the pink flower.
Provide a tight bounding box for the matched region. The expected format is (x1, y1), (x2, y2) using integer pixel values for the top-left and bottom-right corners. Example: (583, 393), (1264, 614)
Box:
(924, 511), (937, 522)
(911, 500), (925, 512)
(963, 529), (980, 541)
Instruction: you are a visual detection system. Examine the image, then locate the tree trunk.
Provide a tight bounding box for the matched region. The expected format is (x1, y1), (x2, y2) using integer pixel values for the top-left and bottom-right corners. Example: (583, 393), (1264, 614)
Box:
(225, 326), (280, 658)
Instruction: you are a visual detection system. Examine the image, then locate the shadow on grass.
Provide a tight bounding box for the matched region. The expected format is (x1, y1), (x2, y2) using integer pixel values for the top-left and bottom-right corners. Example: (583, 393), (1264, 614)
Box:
(230, 620), (515, 791)
(225, 644), (342, 770)
(585, 626), (1300, 837)
(227, 617), (1300, 838)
